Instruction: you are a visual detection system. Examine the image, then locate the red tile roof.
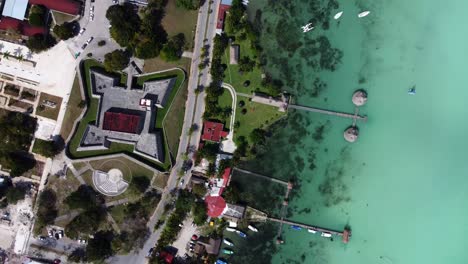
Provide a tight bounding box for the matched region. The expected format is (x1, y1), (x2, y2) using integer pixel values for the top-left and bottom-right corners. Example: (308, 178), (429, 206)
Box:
(0, 17), (46, 36)
(217, 167), (231, 196)
(216, 4), (231, 30)
(103, 112), (141, 134)
(201, 121), (225, 142)
(205, 195), (226, 217)
(29, 0), (81, 15)
(159, 251), (174, 264)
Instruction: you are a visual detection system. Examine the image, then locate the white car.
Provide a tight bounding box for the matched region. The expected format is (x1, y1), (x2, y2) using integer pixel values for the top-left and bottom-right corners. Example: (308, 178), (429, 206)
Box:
(90, 14), (94, 21)
(86, 37), (94, 44)
(78, 28), (86, 35)
(89, 6), (94, 12)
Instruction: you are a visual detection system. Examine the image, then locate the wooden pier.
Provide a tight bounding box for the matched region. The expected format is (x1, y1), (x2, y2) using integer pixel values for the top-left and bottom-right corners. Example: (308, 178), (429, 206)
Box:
(233, 167), (289, 186)
(289, 104), (367, 122)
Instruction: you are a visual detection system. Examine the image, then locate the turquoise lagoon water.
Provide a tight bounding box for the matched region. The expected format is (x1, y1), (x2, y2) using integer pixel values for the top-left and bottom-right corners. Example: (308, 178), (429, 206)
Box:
(229, 0), (468, 263)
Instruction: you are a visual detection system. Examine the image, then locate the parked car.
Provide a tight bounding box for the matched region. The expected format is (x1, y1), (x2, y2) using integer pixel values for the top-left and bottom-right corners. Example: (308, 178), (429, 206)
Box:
(86, 37), (94, 44)
(58, 230), (64, 239)
(81, 43), (88, 50)
(48, 230), (54, 238)
(146, 247), (155, 258)
(89, 6), (94, 12)
(112, 0), (118, 4)
(39, 236), (46, 241)
(90, 14), (94, 21)
(78, 28), (86, 35)
(179, 179), (185, 187)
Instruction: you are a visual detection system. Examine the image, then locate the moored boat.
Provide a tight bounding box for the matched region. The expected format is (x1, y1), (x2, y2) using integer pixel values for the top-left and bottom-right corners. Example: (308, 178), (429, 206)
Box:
(291, 225), (302, 231)
(408, 87), (416, 95)
(226, 227), (236, 232)
(321, 232), (332, 238)
(334, 11), (343, 19)
(358, 11), (370, 18)
(308, 228), (317, 234)
(248, 225), (258, 232)
(223, 239), (234, 246)
(236, 230), (247, 238)
(223, 249), (234, 255)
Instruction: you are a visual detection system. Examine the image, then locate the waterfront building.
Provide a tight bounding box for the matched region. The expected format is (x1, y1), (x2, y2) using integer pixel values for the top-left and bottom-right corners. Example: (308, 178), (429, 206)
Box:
(201, 121), (229, 142)
(215, 0), (232, 34)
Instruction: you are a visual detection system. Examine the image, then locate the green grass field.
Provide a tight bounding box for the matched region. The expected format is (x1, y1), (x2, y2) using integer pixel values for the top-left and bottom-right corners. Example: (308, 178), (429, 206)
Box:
(161, 0), (198, 51)
(234, 97), (285, 144)
(60, 75), (82, 141)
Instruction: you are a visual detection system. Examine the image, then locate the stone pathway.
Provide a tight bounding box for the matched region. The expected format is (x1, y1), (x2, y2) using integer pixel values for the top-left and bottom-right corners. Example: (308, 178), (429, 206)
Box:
(54, 210), (81, 224)
(106, 213), (121, 233)
(66, 163), (85, 185)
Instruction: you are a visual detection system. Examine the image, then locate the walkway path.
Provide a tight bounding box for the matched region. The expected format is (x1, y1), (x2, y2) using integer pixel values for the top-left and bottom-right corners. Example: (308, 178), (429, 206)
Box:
(220, 83), (237, 153)
(233, 167), (289, 186)
(236, 92), (252, 98)
(66, 163), (85, 185)
(289, 104), (367, 122)
(105, 198), (130, 207)
(106, 213), (121, 233)
(54, 210), (81, 223)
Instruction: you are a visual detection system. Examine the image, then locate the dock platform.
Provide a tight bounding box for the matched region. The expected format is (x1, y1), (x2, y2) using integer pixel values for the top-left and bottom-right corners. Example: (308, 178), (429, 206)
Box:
(289, 104), (367, 122)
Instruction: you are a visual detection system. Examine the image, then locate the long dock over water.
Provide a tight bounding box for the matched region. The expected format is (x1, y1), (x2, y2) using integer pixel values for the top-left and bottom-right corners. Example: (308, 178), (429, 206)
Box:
(289, 104), (367, 122)
(233, 167), (289, 186)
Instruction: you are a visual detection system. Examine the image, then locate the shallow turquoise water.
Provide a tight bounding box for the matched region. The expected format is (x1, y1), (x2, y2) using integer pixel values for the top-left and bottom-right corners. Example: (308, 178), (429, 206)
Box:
(236, 0), (468, 263)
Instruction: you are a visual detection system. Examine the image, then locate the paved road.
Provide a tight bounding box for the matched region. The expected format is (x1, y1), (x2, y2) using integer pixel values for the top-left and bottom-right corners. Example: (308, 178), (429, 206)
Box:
(109, 0), (218, 263)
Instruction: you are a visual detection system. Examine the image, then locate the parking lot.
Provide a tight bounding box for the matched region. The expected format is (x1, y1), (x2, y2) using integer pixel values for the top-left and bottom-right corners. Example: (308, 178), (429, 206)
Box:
(66, 0), (122, 62)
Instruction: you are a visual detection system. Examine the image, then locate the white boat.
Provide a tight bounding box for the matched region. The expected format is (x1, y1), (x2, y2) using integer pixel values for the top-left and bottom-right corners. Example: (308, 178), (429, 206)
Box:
(248, 225), (258, 232)
(321, 232), (332, 238)
(408, 87), (416, 95)
(308, 228), (317, 234)
(334, 11), (343, 20)
(301, 23), (314, 33)
(358, 11), (370, 18)
(223, 239), (234, 246)
(226, 227), (236, 232)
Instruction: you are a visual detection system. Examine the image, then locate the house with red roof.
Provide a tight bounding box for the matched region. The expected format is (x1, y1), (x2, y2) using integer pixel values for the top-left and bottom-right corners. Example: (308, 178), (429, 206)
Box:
(28, 0), (81, 15)
(201, 121), (228, 142)
(215, 0), (232, 34)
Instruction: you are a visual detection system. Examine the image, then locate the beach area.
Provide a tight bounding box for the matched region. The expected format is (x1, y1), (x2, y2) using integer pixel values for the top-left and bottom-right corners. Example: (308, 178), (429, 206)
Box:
(225, 0), (468, 263)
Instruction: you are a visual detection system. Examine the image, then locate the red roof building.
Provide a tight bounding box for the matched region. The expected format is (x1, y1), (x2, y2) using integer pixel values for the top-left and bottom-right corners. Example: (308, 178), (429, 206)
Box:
(158, 251), (174, 264)
(103, 112), (141, 134)
(201, 121), (228, 142)
(216, 4), (231, 31)
(29, 0), (81, 15)
(0, 17), (45, 36)
(205, 195), (227, 218)
(217, 167), (231, 196)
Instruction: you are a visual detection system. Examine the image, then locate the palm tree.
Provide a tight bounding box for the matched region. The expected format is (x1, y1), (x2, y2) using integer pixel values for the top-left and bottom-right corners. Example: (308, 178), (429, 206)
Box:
(3, 51), (10, 58)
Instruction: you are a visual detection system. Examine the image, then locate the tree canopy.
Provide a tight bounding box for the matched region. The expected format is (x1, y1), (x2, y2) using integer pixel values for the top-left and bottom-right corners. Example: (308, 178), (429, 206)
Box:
(33, 139), (60, 158)
(192, 201), (207, 226)
(53, 23), (74, 40)
(6, 186), (26, 204)
(28, 5), (46, 26)
(86, 231), (115, 262)
(34, 189), (58, 235)
(64, 185), (104, 210)
(106, 4), (141, 47)
(26, 34), (56, 53)
(176, 0), (200, 10)
(160, 34), (186, 62)
(65, 208), (106, 239)
(104, 49), (130, 72)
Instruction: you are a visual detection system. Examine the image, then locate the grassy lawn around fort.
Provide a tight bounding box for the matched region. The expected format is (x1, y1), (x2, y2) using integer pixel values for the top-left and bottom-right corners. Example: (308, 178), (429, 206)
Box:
(67, 60), (186, 171)
(161, 0), (198, 51)
(234, 97), (285, 144)
(60, 75), (82, 141)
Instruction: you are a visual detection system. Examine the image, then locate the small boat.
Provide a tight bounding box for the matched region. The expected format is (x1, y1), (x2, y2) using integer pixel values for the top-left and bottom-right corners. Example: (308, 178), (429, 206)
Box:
(301, 23), (314, 33)
(223, 249), (234, 255)
(308, 228), (317, 234)
(408, 87), (416, 95)
(291, 225), (302, 231)
(216, 259), (228, 264)
(248, 225), (258, 232)
(223, 239), (234, 246)
(321, 232), (332, 238)
(334, 11), (343, 19)
(226, 227), (236, 232)
(236, 231), (247, 238)
(358, 11), (370, 18)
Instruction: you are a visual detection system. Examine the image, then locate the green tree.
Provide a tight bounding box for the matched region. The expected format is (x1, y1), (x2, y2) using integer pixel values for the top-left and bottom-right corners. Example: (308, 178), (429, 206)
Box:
(86, 231), (114, 262)
(176, 0), (200, 10)
(65, 208), (106, 239)
(35, 189), (58, 235)
(26, 34), (56, 52)
(192, 184), (207, 197)
(6, 186), (26, 204)
(225, 0), (245, 33)
(238, 56), (255, 72)
(28, 5), (46, 26)
(131, 176), (150, 194)
(106, 4), (141, 47)
(249, 128), (266, 144)
(192, 201), (207, 225)
(33, 139), (59, 157)
(53, 23), (74, 40)
(64, 185), (104, 210)
(223, 183), (240, 204)
(104, 49), (130, 72)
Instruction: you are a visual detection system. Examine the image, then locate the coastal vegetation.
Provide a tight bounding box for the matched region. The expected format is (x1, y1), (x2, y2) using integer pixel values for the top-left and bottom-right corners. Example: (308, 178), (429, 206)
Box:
(0, 109), (37, 176)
